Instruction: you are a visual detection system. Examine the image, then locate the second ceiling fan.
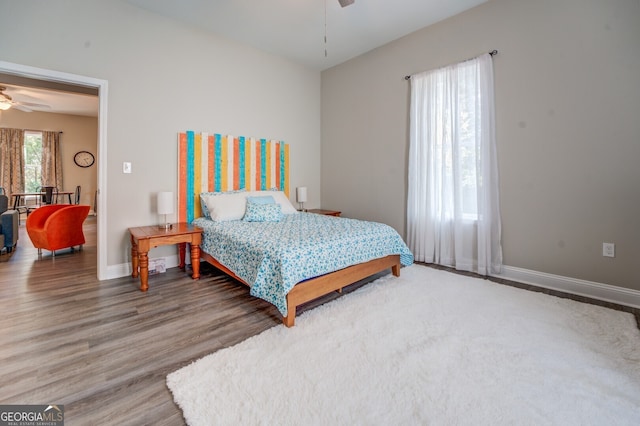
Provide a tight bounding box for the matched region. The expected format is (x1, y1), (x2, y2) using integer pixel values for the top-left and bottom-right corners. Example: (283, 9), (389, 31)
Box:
(0, 85), (51, 112)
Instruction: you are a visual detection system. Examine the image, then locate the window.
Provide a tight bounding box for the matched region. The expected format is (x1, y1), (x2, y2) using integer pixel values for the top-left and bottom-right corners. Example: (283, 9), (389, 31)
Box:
(407, 53), (502, 275)
(23, 131), (43, 192)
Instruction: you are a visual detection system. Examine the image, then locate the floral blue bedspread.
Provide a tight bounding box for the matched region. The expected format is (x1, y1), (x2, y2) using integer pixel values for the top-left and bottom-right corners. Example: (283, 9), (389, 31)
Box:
(193, 213), (413, 316)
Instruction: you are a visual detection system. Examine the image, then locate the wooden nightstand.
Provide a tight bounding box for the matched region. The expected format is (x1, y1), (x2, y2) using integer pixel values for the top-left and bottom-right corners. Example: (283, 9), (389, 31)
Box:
(307, 209), (341, 217)
(129, 223), (203, 291)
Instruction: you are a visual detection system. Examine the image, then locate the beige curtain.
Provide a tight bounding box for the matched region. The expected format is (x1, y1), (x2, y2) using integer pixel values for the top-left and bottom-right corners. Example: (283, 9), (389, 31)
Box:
(0, 127), (25, 198)
(41, 131), (63, 189)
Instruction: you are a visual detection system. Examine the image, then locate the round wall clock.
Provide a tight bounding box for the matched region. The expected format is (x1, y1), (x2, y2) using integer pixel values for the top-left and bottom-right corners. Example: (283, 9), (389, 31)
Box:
(74, 151), (95, 168)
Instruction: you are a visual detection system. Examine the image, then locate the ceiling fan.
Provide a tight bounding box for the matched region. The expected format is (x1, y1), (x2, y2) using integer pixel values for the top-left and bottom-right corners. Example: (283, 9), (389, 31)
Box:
(0, 85), (51, 112)
(324, 0), (354, 57)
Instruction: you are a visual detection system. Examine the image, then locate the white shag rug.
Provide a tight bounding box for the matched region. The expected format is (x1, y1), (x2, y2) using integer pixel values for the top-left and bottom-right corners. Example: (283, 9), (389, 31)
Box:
(167, 264), (640, 425)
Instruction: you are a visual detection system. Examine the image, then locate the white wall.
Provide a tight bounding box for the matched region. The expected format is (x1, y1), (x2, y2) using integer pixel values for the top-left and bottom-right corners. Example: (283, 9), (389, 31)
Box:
(0, 0), (321, 271)
(321, 0), (640, 292)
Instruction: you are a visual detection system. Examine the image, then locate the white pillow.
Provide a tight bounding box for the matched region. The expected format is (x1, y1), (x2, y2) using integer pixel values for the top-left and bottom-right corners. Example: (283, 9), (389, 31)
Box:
(202, 192), (248, 221)
(199, 189), (245, 218)
(246, 190), (298, 214)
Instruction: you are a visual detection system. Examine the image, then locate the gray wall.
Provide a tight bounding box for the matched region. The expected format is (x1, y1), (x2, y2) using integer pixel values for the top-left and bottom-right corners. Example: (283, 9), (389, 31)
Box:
(321, 0), (640, 291)
(0, 0), (321, 270)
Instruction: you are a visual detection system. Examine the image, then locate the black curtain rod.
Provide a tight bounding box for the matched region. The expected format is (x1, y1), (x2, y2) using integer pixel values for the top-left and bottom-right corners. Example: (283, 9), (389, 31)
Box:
(24, 129), (63, 134)
(404, 50), (498, 80)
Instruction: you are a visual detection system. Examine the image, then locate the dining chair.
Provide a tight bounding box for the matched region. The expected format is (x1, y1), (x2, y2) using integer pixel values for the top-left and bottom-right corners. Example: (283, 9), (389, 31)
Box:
(74, 185), (81, 204)
(41, 186), (58, 205)
(26, 186), (57, 216)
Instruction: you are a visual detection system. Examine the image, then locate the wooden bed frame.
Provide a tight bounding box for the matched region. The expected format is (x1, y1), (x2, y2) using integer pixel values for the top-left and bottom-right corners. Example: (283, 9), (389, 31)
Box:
(201, 252), (401, 327)
(177, 131), (403, 326)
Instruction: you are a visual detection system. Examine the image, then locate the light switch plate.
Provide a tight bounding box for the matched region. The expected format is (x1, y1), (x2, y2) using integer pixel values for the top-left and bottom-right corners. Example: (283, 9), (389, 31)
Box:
(123, 162), (132, 174)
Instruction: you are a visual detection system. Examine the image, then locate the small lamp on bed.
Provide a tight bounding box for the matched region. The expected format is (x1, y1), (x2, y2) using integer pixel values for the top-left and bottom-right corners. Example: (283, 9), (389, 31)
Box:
(296, 187), (308, 212)
(157, 191), (174, 230)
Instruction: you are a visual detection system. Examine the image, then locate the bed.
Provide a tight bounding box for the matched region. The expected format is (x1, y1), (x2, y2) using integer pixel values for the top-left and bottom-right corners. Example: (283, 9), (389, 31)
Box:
(177, 131), (413, 326)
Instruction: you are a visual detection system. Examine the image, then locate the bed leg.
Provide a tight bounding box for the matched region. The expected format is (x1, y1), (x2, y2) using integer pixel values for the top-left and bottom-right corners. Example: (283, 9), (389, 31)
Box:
(283, 297), (296, 327)
(283, 312), (295, 328)
(392, 264), (400, 277)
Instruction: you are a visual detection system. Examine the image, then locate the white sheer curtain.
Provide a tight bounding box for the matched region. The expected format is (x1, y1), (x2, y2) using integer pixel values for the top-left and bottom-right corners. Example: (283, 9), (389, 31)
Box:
(407, 53), (502, 275)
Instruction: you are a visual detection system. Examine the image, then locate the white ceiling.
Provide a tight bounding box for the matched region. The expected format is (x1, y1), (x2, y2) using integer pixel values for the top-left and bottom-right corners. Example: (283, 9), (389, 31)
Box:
(126, 0), (488, 71)
(1, 0), (487, 116)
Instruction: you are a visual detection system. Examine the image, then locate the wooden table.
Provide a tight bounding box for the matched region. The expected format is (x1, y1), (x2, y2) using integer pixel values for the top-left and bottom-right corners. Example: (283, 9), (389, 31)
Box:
(11, 191), (74, 209)
(129, 223), (203, 291)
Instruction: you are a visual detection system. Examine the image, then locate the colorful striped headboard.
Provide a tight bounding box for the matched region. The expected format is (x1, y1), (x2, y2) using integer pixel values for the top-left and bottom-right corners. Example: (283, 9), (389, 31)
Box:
(177, 131), (290, 223)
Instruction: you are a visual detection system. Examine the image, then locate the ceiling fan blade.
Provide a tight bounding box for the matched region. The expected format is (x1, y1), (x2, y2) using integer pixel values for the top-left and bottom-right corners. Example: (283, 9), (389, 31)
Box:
(18, 101), (51, 109)
(12, 104), (33, 112)
(338, 0), (355, 7)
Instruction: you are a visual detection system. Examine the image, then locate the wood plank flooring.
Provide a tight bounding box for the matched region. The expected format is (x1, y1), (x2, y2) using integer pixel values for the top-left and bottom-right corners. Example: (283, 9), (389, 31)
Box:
(0, 217), (382, 425)
(0, 218), (282, 424)
(1, 217), (638, 425)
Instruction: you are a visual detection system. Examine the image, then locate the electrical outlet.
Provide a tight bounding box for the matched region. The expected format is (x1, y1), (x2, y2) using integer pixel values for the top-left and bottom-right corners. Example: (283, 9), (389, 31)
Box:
(602, 242), (615, 258)
(123, 162), (132, 174)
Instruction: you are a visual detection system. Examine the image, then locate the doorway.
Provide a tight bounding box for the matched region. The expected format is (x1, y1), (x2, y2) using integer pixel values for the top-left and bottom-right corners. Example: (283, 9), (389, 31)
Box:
(0, 60), (108, 280)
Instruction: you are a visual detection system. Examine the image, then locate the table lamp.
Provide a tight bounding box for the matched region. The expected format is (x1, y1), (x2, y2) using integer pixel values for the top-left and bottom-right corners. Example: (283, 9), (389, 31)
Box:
(296, 187), (307, 212)
(157, 191), (174, 229)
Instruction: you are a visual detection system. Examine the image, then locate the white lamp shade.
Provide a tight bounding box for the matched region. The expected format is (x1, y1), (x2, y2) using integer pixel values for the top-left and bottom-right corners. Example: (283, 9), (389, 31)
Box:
(296, 187), (308, 203)
(157, 192), (174, 215)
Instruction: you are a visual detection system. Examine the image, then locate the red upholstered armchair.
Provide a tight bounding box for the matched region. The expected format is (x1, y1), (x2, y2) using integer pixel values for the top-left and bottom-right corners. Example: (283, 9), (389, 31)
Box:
(26, 204), (90, 258)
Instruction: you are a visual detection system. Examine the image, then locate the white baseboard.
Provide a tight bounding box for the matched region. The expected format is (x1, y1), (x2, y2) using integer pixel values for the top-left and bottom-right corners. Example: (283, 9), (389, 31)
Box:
(104, 257), (640, 310)
(494, 266), (640, 310)
(105, 254), (181, 280)
(105, 263), (131, 280)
